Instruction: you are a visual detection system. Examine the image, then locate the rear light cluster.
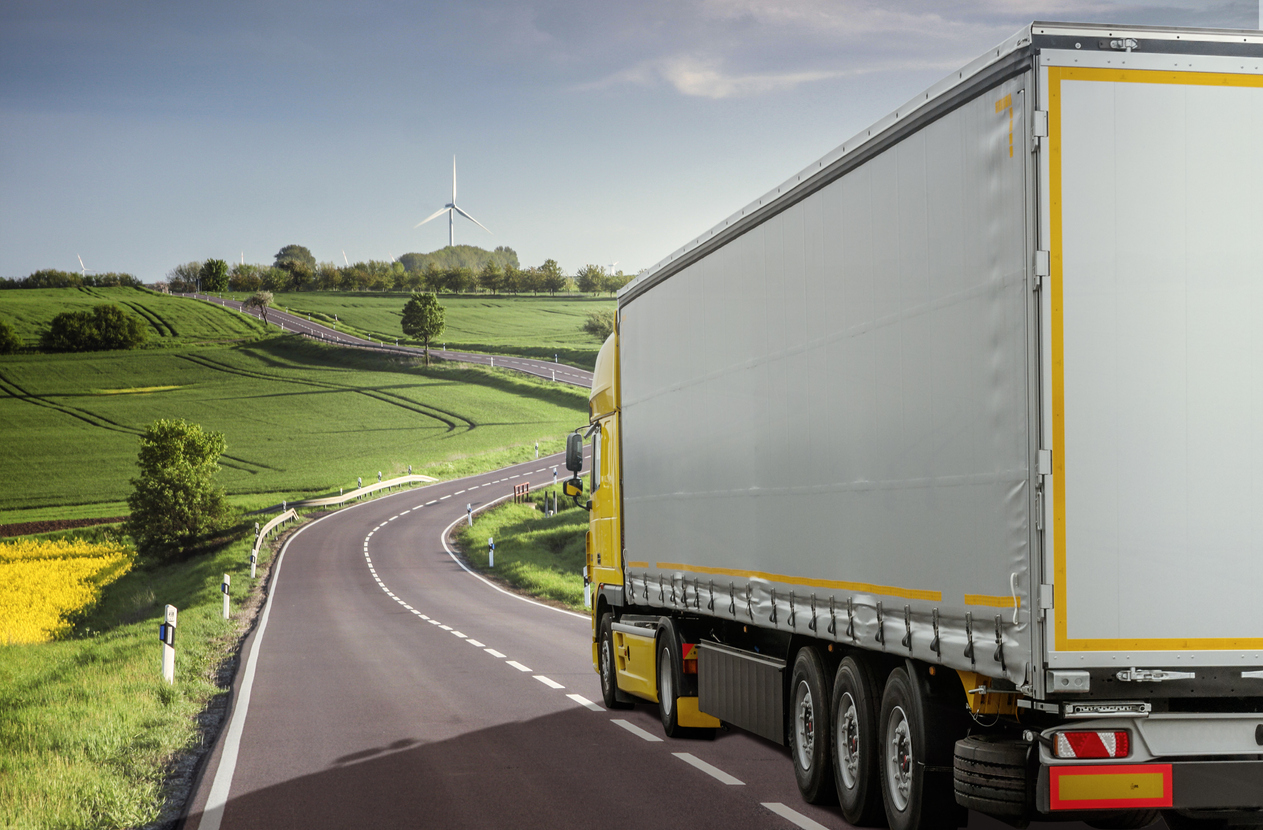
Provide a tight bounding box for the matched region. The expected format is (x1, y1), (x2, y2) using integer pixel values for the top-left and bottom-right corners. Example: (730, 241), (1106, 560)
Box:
(1054, 730), (1130, 759)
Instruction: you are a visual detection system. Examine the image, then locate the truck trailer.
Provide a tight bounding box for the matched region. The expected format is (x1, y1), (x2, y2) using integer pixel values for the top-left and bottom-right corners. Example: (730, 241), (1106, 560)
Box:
(569, 20), (1263, 830)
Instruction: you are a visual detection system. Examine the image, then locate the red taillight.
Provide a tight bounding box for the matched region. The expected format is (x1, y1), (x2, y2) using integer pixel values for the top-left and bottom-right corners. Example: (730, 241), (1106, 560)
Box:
(1054, 730), (1130, 759)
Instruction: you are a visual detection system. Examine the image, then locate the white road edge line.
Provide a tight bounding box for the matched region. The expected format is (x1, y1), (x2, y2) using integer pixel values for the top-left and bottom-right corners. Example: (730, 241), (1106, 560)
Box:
(195, 505), (340, 830)
(567, 693), (603, 712)
(672, 752), (744, 785)
(610, 719), (663, 742)
(761, 803), (830, 830)
(534, 675), (565, 689)
(439, 496), (588, 620)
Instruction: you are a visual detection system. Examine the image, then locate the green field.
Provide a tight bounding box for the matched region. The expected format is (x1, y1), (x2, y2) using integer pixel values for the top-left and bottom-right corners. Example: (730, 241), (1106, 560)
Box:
(0, 287), (270, 349)
(0, 335), (587, 523)
(215, 292), (614, 369)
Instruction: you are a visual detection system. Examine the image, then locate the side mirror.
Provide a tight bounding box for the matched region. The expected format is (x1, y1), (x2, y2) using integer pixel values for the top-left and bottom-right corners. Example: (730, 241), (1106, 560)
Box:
(565, 433), (583, 472)
(563, 477), (584, 498)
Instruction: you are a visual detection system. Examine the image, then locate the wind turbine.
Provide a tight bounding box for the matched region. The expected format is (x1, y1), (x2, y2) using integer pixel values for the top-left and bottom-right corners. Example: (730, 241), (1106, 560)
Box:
(77, 255), (95, 277)
(415, 157), (490, 248)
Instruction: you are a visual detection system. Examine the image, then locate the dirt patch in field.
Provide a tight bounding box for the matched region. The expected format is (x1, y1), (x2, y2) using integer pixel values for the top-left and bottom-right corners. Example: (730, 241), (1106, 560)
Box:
(0, 516), (128, 538)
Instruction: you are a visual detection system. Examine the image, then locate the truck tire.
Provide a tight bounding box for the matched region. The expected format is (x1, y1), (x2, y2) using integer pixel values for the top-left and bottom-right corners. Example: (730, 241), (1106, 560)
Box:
(789, 647), (836, 804)
(879, 666), (964, 830)
(952, 735), (1032, 818)
(598, 613), (631, 710)
(832, 656), (885, 826)
(656, 622), (687, 738)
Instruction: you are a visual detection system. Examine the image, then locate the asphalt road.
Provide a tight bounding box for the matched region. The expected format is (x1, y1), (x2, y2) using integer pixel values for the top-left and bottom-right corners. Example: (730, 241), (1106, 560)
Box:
(176, 293), (595, 388)
(180, 454), (1099, 830)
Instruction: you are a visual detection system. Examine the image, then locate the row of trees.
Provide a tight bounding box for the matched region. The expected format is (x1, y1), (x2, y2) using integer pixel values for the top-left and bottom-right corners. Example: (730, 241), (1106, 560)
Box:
(1, 270), (143, 290)
(161, 245), (631, 297)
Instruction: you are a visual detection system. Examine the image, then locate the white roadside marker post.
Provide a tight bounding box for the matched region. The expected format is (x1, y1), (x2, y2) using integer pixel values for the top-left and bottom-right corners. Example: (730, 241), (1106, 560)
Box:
(250, 546), (257, 579)
(490, 356), (494, 368)
(160, 605), (177, 684)
(221, 574), (230, 619)
(488, 538), (495, 568)
(552, 370), (556, 382)
(467, 504), (473, 526)
(535, 441), (539, 459)
(552, 468), (558, 487)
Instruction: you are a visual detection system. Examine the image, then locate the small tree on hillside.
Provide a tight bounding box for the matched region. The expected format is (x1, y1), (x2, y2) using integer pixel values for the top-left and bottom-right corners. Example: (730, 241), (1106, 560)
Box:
(583, 309), (615, 340)
(42, 304), (148, 352)
(401, 292), (445, 366)
(540, 259), (566, 295)
(126, 419), (229, 560)
(576, 264), (603, 295)
(243, 291), (274, 323)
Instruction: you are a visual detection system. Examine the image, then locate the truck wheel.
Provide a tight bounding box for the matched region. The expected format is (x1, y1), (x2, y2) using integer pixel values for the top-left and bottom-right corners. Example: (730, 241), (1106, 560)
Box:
(657, 626), (684, 737)
(790, 647), (836, 804)
(598, 613), (631, 710)
(832, 656), (884, 825)
(879, 666), (963, 830)
(952, 734), (1032, 819)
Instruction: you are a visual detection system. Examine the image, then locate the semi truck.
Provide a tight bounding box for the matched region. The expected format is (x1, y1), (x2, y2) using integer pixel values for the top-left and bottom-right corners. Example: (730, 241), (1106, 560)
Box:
(566, 20), (1263, 830)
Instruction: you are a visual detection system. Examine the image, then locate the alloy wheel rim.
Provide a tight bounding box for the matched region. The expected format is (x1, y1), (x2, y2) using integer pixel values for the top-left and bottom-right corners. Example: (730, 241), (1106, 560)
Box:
(838, 692), (860, 788)
(886, 705), (912, 811)
(794, 681), (815, 770)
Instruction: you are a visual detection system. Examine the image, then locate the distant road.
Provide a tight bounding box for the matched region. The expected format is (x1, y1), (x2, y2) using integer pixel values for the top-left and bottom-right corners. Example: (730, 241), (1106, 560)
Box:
(175, 293), (594, 389)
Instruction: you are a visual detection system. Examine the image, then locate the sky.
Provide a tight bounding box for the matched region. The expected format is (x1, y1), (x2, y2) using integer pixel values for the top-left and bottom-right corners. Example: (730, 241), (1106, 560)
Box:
(1, 0), (1257, 282)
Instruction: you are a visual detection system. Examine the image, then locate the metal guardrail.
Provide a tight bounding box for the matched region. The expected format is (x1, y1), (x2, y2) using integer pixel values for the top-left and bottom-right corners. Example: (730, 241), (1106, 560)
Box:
(290, 474), (439, 508)
(251, 508), (297, 577)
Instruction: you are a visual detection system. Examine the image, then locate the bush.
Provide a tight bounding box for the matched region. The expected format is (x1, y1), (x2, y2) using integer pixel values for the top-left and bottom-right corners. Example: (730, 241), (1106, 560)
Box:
(126, 419), (230, 561)
(0, 317), (20, 354)
(40, 304), (148, 352)
(582, 310), (615, 340)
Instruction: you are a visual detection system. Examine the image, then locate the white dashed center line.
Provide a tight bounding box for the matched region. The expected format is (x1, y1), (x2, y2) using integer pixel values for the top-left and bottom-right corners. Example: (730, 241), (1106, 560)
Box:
(611, 719), (663, 742)
(673, 753), (744, 785)
(466, 639), (485, 648)
(761, 803), (830, 830)
(506, 660), (532, 672)
(533, 675), (565, 690)
(567, 694), (603, 712)
(484, 648), (506, 658)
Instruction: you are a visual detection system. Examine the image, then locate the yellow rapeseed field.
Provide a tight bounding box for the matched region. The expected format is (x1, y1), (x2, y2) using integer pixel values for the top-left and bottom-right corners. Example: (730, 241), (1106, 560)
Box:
(0, 538), (134, 644)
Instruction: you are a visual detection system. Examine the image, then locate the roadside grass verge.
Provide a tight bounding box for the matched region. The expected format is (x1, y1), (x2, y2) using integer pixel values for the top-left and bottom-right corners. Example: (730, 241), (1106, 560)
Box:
(0, 336), (586, 522)
(455, 484), (586, 610)
(0, 522), (281, 829)
(0, 287), (269, 350)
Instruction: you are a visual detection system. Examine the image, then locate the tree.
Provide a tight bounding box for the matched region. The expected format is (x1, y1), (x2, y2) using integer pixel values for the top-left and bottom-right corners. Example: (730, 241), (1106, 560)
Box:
(200, 258), (229, 292)
(274, 244), (316, 271)
(126, 419), (229, 560)
(576, 264), (604, 295)
(478, 260), (502, 294)
(167, 261), (202, 293)
(243, 291), (274, 324)
(583, 310), (615, 340)
(401, 292), (445, 366)
(229, 263), (262, 292)
(0, 317), (21, 354)
(42, 304), (147, 352)
(540, 259), (566, 295)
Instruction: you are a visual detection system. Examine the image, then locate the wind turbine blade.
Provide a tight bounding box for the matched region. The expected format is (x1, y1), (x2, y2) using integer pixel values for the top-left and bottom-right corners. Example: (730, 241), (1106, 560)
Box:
(452, 205), (490, 233)
(415, 206), (451, 228)
(452, 156), (456, 203)
(343, 250), (349, 266)
(78, 255), (86, 271)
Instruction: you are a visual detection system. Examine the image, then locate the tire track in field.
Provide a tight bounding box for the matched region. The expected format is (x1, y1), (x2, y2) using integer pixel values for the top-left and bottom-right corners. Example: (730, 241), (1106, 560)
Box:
(0, 369), (273, 475)
(175, 354), (476, 433)
(122, 301), (176, 338)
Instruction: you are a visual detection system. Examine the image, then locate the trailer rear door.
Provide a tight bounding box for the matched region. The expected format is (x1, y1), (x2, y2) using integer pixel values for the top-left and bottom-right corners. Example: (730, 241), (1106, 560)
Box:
(1038, 51), (1263, 669)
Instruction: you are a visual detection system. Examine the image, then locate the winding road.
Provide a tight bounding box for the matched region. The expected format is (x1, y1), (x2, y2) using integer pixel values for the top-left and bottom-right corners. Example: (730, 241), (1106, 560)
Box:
(176, 293), (595, 388)
(181, 454), (868, 830)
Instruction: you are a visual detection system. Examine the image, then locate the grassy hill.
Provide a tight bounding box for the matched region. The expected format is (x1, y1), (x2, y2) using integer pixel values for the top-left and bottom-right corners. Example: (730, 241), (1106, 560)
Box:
(220, 292), (615, 369)
(0, 335), (586, 524)
(0, 287), (269, 349)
